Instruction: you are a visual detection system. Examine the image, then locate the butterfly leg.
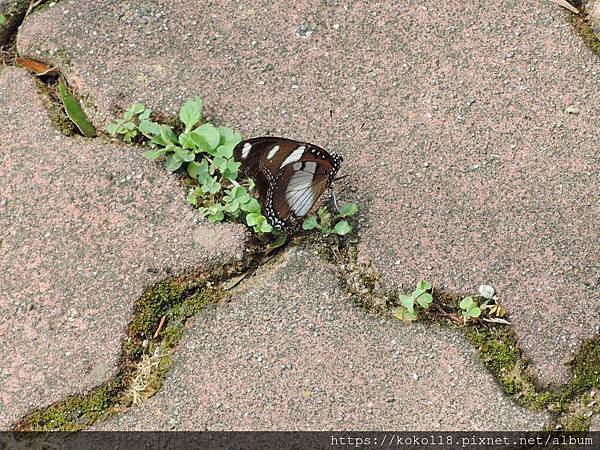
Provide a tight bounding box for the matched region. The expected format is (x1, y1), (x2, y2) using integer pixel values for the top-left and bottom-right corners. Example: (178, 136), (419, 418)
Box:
(331, 186), (341, 212)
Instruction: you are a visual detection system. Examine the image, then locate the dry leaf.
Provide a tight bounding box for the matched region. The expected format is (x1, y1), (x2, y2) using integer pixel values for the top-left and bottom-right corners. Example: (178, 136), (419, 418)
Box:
(482, 317), (512, 325)
(222, 272), (248, 290)
(15, 57), (59, 76)
(547, 0), (580, 14)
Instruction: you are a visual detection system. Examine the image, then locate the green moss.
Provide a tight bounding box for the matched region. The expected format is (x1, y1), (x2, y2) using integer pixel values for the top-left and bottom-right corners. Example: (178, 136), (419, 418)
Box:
(128, 279), (186, 337)
(465, 328), (600, 431)
(14, 272), (225, 431)
(143, 353), (174, 399)
(159, 287), (221, 349)
(129, 278), (204, 338)
(465, 327), (539, 401)
(16, 379), (123, 431)
(569, 335), (600, 394)
(562, 414), (591, 431)
(573, 14), (600, 57)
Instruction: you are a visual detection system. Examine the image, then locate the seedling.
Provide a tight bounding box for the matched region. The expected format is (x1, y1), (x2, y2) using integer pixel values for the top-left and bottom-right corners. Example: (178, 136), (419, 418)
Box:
(459, 296), (481, 324)
(106, 103), (148, 142)
(393, 280), (433, 322)
(302, 202), (357, 236)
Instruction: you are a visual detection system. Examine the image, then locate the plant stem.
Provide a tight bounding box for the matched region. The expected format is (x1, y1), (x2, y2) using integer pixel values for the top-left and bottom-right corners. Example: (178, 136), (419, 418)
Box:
(202, 155), (241, 187)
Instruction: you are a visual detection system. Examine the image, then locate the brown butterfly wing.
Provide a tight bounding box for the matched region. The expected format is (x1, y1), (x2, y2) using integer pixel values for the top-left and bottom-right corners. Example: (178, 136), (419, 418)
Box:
(234, 137), (304, 177)
(234, 137), (301, 200)
(234, 137), (343, 228)
(268, 159), (332, 226)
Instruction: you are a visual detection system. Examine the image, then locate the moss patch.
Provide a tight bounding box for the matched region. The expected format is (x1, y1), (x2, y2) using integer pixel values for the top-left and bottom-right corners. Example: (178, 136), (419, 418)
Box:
(464, 327), (553, 409)
(569, 335), (600, 394)
(15, 379), (124, 431)
(13, 272), (225, 431)
(573, 11), (600, 57)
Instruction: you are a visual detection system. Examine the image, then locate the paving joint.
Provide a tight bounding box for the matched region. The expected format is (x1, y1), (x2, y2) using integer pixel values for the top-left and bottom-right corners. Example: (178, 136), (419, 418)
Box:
(9, 226), (599, 431)
(11, 239), (281, 431)
(4, 1), (598, 430)
(314, 238), (599, 431)
(574, 2), (600, 56)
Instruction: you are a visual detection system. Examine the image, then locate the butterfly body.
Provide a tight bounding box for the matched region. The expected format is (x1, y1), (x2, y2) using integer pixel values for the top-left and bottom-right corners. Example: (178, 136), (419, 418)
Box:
(233, 137), (343, 228)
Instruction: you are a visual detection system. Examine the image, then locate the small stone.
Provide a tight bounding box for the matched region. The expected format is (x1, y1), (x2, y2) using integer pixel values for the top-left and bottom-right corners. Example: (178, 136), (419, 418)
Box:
(478, 284), (495, 299)
(565, 105), (580, 115)
(332, 23), (340, 30)
(412, 373), (419, 380)
(297, 24), (314, 37)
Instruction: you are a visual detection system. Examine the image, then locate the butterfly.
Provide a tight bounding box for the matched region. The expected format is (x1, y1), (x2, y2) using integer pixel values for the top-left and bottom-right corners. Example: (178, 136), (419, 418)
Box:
(233, 137), (343, 229)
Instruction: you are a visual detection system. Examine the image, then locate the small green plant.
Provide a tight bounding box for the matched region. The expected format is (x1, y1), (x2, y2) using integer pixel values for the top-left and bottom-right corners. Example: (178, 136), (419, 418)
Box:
(107, 98), (276, 234)
(393, 280), (433, 322)
(108, 97), (358, 239)
(459, 296), (481, 324)
(106, 103), (149, 142)
(302, 202), (357, 236)
(0, 15), (6, 26)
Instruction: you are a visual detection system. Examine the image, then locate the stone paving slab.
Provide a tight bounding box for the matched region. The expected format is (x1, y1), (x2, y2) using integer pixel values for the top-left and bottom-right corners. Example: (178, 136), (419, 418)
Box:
(0, 67), (246, 429)
(94, 249), (547, 430)
(15, 0), (599, 385)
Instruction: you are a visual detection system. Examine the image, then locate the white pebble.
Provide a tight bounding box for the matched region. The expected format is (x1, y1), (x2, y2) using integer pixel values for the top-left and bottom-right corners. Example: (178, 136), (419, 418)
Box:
(478, 284), (495, 299)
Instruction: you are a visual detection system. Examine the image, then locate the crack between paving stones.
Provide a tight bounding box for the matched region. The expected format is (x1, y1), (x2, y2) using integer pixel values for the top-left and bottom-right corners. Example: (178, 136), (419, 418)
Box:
(11, 239), (282, 432)
(317, 240), (600, 431)
(10, 234), (599, 432)
(5, 4), (598, 430)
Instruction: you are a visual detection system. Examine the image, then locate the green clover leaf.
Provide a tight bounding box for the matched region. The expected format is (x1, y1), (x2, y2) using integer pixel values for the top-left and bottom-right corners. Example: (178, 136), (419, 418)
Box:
(302, 216), (319, 230)
(337, 203), (358, 218)
(333, 220), (351, 235)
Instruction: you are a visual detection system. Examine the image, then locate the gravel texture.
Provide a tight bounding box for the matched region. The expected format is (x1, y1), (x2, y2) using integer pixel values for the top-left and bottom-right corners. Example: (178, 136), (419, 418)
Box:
(94, 249), (548, 430)
(15, 0), (600, 385)
(0, 67), (246, 429)
(592, 413), (600, 431)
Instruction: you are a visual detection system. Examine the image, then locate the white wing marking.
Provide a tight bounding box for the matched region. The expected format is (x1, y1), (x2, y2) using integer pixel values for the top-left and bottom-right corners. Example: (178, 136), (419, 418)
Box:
(241, 143), (252, 159)
(280, 146), (306, 168)
(267, 145), (280, 160)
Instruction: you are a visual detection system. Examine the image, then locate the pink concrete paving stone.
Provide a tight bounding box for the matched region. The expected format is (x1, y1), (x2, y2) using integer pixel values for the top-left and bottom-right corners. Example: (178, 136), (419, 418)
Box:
(95, 250), (548, 430)
(0, 67), (246, 429)
(16, 0), (600, 386)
